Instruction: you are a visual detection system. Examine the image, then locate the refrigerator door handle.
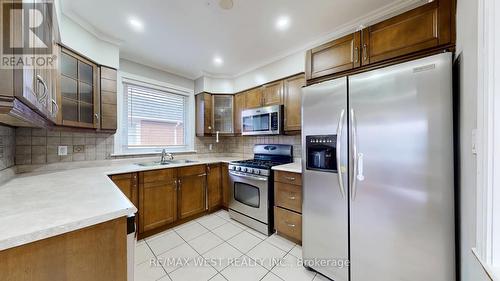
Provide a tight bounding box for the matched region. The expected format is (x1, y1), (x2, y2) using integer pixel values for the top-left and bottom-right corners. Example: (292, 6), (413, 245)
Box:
(351, 108), (359, 201)
(357, 153), (365, 181)
(336, 109), (346, 198)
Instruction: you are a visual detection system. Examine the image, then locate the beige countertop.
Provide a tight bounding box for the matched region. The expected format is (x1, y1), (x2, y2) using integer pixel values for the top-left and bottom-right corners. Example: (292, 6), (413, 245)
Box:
(0, 156), (242, 251)
(272, 160), (302, 173)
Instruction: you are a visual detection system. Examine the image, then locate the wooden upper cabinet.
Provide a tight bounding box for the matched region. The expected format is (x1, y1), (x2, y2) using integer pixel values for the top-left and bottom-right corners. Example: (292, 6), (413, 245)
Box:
(283, 74), (305, 132)
(177, 165), (207, 219)
(139, 169), (178, 233)
(212, 95), (234, 134)
(110, 173), (138, 208)
(100, 67), (117, 130)
(233, 93), (245, 134)
(207, 163), (222, 212)
(195, 93), (213, 136)
(244, 87), (263, 109)
(361, 0), (453, 65)
(262, 81), (284, 106)
(306, 32), (361, 80)
(58, 48), (99, 128)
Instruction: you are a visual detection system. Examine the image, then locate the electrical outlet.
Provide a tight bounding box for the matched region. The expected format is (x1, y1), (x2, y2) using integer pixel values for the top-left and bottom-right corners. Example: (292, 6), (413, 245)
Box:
(58, 146), (68, 156)
(73, 145), (85, 153)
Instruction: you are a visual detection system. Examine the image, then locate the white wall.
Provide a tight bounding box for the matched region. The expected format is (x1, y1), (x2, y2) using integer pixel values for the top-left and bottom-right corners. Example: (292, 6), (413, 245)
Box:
(233, 51), (305, 92)
(58, 15), (120, 68)
(194, 76), (234, 94)
(456, 0), (492, 279)
(120, 59), (194, 91)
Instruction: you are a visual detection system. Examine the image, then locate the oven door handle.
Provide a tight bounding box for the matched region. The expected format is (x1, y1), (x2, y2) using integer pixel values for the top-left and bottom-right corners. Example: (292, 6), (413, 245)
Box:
(229, 171), (268, 181)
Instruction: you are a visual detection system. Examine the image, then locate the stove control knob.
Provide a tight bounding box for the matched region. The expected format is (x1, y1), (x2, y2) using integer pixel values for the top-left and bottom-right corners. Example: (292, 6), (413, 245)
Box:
(254, 169), (260, 175)
(247, 168), (253, 174)
(242, 168), (247, 172)
(236, 167), (241, 171)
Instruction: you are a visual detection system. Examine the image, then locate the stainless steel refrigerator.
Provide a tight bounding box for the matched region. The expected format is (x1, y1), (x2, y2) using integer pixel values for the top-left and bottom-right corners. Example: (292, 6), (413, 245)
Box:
(301, 53), (455, 281)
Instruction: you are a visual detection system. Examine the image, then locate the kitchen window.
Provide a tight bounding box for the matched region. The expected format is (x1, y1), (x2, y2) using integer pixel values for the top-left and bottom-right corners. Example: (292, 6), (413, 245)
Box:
(475, 0), (500, 278)
(119, 81), (192, 154)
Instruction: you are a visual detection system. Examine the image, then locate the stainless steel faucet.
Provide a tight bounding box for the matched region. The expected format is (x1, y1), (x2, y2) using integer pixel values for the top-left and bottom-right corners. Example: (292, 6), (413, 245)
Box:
(160, 149), (174, 163)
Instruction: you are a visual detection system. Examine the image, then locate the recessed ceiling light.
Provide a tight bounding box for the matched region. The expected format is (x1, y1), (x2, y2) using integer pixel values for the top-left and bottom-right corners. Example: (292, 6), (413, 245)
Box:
(219, 0), (234, 10)
(213, 56), (223, 66)
(275, 16), (290, 31)
(128, 17), (144, 32)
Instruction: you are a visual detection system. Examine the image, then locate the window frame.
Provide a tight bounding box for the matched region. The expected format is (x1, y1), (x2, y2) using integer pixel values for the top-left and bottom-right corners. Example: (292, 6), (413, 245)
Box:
(114, 72), (195, 155)
(475, 0), (500, 277)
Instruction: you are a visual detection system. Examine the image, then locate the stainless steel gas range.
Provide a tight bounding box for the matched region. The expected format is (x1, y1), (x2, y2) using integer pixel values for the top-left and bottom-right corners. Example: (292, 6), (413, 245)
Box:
(228, 144), (293, 235)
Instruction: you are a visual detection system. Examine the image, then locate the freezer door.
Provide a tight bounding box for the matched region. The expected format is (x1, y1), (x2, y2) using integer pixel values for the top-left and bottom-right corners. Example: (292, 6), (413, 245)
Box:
(302, 77), (349, 281)
(349, 53), (455, 281)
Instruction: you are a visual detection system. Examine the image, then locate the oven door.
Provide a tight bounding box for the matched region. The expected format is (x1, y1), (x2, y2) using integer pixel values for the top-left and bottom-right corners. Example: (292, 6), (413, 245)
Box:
(228, 171), (269, 223)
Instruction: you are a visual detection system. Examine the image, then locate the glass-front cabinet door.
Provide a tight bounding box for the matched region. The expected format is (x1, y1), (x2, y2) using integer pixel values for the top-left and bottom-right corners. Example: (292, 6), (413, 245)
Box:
(58, 49), (98, 128)
(212, 95), (233, 133)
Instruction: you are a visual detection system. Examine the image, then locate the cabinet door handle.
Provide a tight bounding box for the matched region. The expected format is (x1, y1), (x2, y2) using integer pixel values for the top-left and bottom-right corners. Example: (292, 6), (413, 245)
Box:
(36, 75), (48, 104)
(283, 176), (296, 181)
(288, 196), (296, 200)
(363, 44), (368, 61)
(95, 113), (99, 120)
(353, 47), (359, 63)
(51, 99), (59, 117)
(198, 173), (207, 177)
(285, 221), (296, 228)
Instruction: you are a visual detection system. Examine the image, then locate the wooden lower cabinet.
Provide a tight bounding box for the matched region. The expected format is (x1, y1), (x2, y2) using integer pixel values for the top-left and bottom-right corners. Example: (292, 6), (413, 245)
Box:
(274, 171), (302, 244)
(222, 163), (231, 209)
(0, 217), (127, 281)
(139, 169), (178, 233)
(178, 165), (207, 220)
(274, 207), (302, 244)
(110, 173), (138, 207)
(207, 163), (222, 212)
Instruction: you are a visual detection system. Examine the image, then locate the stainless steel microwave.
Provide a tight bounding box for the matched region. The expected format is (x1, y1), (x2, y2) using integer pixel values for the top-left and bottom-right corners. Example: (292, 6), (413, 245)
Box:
(241, 105), (283, 136)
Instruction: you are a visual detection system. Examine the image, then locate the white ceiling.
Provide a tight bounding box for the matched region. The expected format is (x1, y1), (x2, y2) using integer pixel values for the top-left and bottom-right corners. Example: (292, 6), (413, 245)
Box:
(61, 0), (414, 79)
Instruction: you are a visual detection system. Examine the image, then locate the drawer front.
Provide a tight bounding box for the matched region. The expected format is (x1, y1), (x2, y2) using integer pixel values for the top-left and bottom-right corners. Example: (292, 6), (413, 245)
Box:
(275, 171), (302, 186)
(274, 207), (302, 243)
(178, 165), (206, 177)
(142, 169), (176, 184)
(275, 181), (302, 213)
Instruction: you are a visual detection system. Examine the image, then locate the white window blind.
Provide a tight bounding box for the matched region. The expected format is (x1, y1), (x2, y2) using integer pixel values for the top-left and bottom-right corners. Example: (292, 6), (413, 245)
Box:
(124, 83), (186, 148)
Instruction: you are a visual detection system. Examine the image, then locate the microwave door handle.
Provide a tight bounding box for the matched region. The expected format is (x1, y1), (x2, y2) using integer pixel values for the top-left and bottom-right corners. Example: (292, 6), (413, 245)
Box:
(336, 109), (346, 198)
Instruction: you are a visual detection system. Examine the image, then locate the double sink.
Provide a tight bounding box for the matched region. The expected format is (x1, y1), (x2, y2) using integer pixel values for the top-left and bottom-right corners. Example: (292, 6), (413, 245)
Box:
(135, 159), (199, 167)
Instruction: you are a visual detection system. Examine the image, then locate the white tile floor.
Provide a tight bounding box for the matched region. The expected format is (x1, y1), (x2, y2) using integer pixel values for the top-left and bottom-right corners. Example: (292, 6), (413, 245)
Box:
(134, 210), (324, 281)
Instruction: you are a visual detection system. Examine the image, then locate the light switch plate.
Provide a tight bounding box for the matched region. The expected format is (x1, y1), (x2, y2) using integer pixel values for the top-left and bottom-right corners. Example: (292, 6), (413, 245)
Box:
(472, 129), (478, 155)
(58, 146), (68, 156)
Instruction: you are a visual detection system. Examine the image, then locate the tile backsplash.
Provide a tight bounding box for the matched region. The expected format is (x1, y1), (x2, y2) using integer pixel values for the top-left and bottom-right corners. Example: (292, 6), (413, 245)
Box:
(15, 128), (114, 165)
(195, 134), (302, 159)
(0, 125), (15, 170)
(14, 127), (301, 166)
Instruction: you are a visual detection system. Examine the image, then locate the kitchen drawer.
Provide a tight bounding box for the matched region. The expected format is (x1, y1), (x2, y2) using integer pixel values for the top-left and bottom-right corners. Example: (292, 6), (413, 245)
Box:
(142, 169), (176, 184)
(274, 207), (302, 243)
(178, 165), (206, 177)
(274, 171), (302, 186)
(275, 182), (302, 213)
